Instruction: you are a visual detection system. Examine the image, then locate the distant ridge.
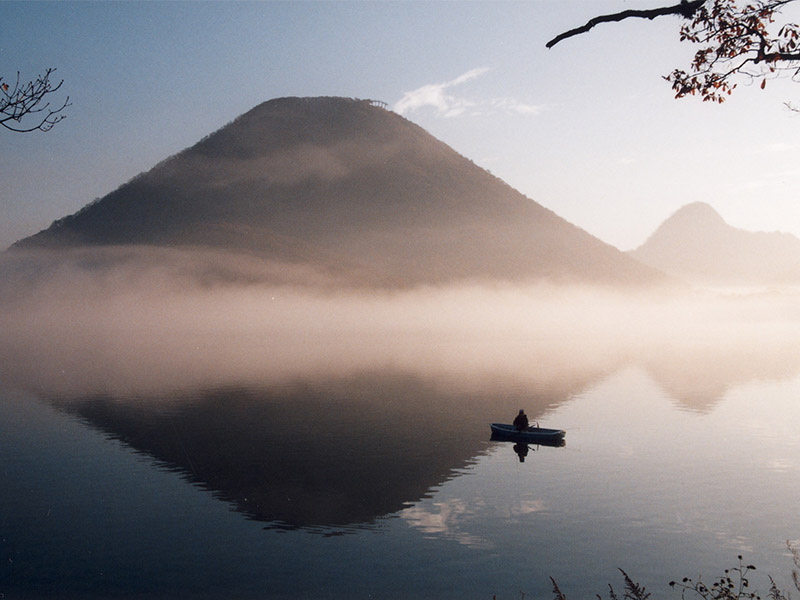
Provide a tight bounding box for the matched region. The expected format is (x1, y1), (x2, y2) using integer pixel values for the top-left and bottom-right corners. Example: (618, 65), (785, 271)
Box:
(629, 202), (800, 284)
(13, 96), (662, 287)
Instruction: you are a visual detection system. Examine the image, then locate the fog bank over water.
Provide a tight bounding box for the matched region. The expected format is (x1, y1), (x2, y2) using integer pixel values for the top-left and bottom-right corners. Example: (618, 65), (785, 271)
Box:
(2, 247), (799, 403)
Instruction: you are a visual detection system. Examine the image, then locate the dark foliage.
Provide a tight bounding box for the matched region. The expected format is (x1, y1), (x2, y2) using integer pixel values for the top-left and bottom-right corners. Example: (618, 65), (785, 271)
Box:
(546, 545), (800, 600)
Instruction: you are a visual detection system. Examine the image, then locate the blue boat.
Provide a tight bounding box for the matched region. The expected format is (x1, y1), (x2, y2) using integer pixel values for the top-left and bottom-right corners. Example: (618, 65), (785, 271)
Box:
(490, 423), (566, 446)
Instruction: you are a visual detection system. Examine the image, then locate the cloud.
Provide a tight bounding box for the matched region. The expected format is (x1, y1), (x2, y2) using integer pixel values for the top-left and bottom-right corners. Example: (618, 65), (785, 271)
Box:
(451, 67), (489, 86)
(394, 67), (490, 117)
(400, 499), (491, 548)
(394, 68), (544, 118)
(487, 97), (544, 116)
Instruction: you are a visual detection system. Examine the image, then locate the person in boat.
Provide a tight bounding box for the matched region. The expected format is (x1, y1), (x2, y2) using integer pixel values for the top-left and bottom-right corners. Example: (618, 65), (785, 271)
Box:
(513, 409), (529, 432)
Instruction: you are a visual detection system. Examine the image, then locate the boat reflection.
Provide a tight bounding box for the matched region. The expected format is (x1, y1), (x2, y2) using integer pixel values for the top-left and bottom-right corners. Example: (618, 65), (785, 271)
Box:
(490, 432), (566, 464)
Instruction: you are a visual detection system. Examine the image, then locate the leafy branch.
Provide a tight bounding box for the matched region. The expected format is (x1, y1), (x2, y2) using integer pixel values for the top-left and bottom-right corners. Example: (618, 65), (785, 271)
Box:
(666, 1), (800, 102)
(547, 0), (800, 103)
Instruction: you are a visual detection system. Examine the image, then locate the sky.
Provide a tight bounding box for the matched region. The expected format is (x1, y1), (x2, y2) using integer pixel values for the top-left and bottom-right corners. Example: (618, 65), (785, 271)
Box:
(2, 0), (800, 252)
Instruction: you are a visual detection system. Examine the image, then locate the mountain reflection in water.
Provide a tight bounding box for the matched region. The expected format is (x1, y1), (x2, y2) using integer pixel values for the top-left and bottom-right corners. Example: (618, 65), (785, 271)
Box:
(4, 266), (800, 534)
(50, 371), (574, 532)
(44, 326), (800, 534)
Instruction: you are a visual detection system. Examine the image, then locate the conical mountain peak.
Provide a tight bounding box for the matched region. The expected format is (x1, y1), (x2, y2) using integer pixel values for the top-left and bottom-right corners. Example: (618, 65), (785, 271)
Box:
(13, 96), (662, 287)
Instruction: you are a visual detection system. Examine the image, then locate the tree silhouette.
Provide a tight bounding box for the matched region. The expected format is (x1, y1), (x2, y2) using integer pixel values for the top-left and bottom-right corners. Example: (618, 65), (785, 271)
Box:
(1, 68), (70, 133)
(547, 0), (800, 103)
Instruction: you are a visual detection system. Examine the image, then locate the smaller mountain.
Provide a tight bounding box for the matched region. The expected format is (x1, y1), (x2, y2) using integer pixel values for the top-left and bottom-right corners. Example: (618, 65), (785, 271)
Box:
(628, 202), (800, 285)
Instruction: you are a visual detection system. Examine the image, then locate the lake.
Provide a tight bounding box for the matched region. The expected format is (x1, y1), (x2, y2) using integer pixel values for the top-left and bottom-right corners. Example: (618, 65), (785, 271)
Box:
(2, 274), (800, 599)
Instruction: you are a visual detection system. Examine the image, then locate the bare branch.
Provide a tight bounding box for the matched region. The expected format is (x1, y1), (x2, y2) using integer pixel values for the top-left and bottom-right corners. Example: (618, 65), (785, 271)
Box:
(1, 68), (71, 133)
(546, 0), (706, 48)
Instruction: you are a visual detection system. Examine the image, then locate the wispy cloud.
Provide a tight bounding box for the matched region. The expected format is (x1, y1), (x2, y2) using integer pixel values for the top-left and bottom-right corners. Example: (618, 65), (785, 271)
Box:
(394, 67), (490, 117)
(486, 97), (544, 116)
(394, 68), (543, 118)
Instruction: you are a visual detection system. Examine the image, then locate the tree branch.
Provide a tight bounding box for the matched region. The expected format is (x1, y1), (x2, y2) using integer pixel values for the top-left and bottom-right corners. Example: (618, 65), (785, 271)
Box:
(546, 0), (706, 48)
(757, 50), (800, 62)
(1, 68), (70, 133)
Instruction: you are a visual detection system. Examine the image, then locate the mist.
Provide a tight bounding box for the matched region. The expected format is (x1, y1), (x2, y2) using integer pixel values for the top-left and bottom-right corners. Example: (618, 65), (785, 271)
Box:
(2, 246), (799, 401)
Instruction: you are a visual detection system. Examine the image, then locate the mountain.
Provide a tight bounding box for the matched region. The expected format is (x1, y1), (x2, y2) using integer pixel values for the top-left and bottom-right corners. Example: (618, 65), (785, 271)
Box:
(47, 370), (578, 530)
(628, 202), (800, 285)
(13, 96), (662, 287)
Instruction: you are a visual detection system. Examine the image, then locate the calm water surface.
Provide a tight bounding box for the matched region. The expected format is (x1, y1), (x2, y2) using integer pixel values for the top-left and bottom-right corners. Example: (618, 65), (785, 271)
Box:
(2, 360), (800, 599)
